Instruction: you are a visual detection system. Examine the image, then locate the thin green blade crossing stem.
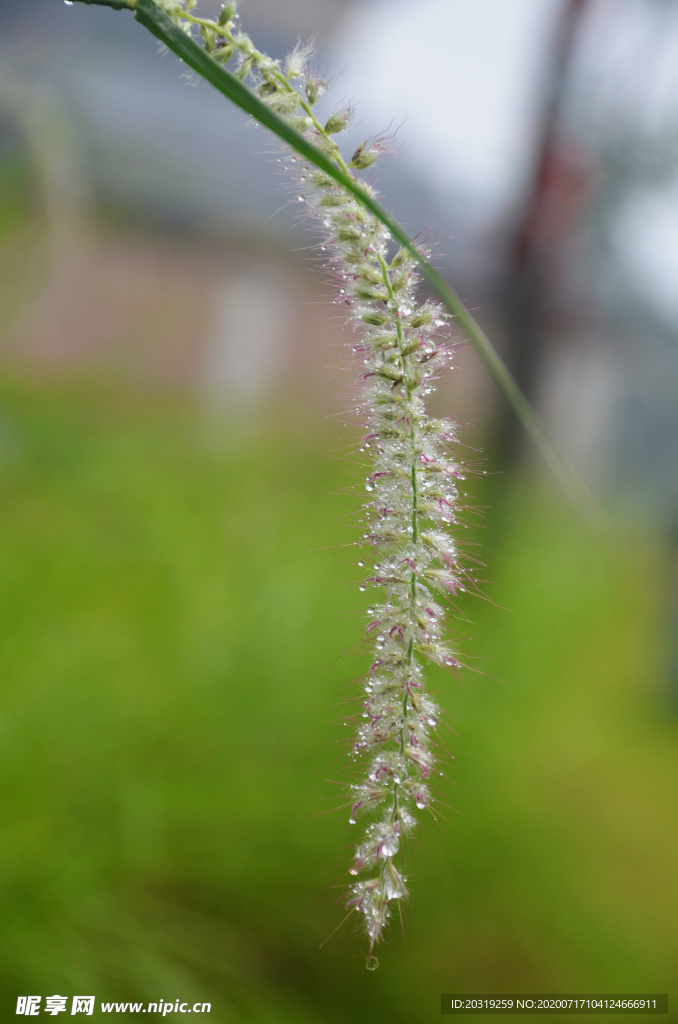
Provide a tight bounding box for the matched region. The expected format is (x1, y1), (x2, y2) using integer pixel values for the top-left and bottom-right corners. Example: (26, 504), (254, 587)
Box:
(71, 0), (600, 521)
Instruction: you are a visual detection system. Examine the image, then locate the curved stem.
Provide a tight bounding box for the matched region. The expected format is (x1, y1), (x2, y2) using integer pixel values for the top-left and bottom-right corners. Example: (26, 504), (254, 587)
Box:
(70, 0), (602, 523)
(74, 0), (134, 7)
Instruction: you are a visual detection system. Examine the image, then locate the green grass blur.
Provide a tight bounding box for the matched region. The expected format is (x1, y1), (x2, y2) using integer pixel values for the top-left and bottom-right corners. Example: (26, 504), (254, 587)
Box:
(0, 375), (675, 1021)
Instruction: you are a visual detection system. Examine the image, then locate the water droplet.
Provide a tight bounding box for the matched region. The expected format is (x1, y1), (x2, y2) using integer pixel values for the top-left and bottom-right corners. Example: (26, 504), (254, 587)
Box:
(357, 560), (365, 567)
(416, 796), (427, 809)
(297, 195), (305, 202)
(359, 586), (366, 592)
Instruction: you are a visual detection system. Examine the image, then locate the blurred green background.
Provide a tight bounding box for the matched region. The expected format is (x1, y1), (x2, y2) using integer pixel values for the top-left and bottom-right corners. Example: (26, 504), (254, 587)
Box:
(0, 377), (675, 1020)
(1, 0), (678, 1019)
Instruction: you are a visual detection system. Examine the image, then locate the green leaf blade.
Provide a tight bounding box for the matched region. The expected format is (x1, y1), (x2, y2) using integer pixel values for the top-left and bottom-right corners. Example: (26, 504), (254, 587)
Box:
(73, 0), (601, 521)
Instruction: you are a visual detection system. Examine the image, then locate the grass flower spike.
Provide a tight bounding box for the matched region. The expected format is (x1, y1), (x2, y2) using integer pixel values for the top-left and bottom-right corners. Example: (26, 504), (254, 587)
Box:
(69, 0), (484, 961)
(152, 6), (475, 951)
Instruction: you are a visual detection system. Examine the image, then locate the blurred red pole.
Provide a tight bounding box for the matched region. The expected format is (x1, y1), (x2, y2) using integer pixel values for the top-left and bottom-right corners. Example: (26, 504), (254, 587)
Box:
(498, 0), (592, 461)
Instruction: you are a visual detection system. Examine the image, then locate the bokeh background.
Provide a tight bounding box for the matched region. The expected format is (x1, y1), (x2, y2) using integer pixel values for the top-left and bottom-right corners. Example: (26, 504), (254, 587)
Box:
(0, 0), (677, 1019)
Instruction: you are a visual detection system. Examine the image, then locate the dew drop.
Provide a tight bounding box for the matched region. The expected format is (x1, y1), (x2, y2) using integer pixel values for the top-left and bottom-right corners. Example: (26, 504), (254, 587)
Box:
(349, 816), (356, 825)
(357, 560), (365, 567)
(359, 586), (366, 592)
(297, 195), (305, 202)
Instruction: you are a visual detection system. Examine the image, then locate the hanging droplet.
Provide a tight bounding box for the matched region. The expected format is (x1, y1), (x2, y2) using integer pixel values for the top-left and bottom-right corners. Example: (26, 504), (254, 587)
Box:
(380, 837), (399, 858)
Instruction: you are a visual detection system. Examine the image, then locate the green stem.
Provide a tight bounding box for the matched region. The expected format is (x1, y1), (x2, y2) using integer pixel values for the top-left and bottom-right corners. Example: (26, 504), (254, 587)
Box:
(70, 0), (601, 523)
(375, 249), (417, 842)
(376, 252), (419, 544)
(74, 0), (134, 7)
